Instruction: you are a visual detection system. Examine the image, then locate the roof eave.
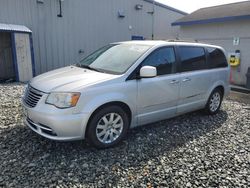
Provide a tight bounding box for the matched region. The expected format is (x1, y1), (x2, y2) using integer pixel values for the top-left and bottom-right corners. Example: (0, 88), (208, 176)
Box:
(0, 23), (32, 33)
(143, 0), (188, 15)
(172, 14), (250, 26)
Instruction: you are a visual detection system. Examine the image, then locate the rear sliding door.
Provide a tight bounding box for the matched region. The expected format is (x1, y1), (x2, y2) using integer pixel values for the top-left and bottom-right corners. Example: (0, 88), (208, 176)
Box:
(177, 46), (211, 114)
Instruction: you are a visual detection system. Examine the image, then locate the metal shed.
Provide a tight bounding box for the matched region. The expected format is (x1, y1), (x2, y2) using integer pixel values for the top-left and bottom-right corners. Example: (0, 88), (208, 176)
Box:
(0, 23), (34, 82)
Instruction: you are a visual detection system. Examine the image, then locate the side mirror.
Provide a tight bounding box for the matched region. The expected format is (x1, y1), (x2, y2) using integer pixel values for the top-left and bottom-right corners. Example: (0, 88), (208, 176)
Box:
(140, 66), (157, 78)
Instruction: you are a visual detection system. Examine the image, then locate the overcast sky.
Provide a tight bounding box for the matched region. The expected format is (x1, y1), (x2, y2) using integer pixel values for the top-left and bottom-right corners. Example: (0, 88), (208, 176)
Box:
(156, 0), (248, 13)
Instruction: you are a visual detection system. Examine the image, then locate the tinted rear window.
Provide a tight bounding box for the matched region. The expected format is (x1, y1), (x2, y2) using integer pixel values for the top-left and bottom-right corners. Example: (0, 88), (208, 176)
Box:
(179, 46), (206, 72)
(207, 47), (228, 68)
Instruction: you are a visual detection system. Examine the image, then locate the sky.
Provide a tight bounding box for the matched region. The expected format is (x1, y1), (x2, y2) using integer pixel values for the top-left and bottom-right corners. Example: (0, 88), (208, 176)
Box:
(156, 0), (248, 13)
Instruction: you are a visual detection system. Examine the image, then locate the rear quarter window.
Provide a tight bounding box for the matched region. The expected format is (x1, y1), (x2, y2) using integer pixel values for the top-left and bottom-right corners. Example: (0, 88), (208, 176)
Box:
(207, 47), (228, 68)
(179, 46), (206, 72)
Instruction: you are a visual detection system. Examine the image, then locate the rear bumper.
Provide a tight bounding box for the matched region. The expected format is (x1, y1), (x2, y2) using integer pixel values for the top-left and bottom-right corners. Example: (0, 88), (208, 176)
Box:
(22, 101), (89, 141)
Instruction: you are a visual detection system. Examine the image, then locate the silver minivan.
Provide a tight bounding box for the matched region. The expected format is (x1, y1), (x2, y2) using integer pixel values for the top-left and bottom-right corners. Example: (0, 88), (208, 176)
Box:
(22, 40), (230, 148)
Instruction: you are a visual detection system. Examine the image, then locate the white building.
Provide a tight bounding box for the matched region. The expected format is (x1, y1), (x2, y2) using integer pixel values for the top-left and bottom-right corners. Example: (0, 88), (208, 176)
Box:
(172, 1), (250, 87)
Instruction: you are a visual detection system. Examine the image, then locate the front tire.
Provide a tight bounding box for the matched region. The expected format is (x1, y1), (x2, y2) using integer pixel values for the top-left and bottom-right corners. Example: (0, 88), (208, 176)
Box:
(205, 88), (223, 115)
(86, 106), (129, 149)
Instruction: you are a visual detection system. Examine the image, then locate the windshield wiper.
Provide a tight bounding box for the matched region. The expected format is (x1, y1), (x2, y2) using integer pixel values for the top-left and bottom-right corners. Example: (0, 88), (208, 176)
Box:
(75, 63), (103, 73)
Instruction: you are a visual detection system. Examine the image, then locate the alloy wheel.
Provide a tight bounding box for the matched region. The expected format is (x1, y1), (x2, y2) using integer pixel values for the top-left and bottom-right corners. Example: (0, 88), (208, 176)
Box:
(96, 113), (124, 144)
(209, 92), (221, 112)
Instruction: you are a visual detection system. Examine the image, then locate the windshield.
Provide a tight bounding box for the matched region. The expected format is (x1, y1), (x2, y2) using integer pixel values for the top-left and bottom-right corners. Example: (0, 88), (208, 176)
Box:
(77, 44), (152, 74)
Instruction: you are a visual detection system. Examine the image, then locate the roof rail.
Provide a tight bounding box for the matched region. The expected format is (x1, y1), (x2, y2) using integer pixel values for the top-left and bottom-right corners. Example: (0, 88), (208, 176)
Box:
(167, 38), (199, 43)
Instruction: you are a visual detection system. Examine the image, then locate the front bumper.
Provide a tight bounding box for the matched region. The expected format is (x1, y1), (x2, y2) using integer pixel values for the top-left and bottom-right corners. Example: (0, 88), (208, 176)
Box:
(22, 100), (89, 141)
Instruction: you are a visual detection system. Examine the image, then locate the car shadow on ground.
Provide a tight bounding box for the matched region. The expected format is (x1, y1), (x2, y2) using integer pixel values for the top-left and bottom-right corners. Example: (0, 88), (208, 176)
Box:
(0, 109), (228, 186)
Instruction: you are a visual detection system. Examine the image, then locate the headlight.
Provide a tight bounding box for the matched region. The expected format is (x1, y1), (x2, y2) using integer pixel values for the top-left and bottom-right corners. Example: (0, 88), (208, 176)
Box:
(46, 92), (81, 108)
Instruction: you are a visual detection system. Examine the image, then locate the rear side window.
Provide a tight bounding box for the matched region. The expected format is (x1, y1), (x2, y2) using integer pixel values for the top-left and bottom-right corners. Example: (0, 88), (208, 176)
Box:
(207, 47), (228, 68)
(179, 46), (206, 72)
(141, 47), (176, 75)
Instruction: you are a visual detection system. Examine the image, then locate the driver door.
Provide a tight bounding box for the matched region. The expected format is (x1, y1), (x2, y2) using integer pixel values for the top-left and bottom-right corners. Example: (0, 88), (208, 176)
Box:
(136, 47), (180, 125)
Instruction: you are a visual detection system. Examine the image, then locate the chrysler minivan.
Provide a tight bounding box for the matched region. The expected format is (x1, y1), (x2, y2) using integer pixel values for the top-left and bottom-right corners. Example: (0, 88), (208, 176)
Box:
(22, 40), (230, 148)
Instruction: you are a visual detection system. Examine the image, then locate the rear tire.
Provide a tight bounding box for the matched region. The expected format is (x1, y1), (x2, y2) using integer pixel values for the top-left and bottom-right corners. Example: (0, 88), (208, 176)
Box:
(204, 88), (223, 115)
(86, 105), (129, 149)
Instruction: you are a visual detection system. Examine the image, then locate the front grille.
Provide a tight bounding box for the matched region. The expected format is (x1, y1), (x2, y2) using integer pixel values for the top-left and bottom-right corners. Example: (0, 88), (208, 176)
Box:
(24, 85), (44, 108)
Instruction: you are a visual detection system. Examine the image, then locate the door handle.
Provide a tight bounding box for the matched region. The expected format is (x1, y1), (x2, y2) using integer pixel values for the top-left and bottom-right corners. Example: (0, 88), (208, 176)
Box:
(182, 78), (191, 82)
(170, 80), (179, 84)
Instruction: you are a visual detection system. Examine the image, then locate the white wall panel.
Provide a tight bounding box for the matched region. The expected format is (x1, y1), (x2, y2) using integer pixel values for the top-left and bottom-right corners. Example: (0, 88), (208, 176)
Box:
(0, 0), (185, 75)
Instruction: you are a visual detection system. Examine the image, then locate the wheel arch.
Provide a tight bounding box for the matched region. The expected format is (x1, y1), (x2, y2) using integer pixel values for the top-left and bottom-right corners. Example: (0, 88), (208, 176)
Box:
(85, 101), (132, 137)
(206, 81), (227, 101)
(213, 85), (224, 97)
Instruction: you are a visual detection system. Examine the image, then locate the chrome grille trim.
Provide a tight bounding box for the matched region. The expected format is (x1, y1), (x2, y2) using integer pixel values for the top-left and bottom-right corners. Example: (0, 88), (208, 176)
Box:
(24, 85), (45, 108)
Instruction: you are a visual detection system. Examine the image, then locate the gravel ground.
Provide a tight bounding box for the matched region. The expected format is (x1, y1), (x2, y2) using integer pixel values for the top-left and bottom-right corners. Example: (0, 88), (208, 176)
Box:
(0, 83), (249, 188)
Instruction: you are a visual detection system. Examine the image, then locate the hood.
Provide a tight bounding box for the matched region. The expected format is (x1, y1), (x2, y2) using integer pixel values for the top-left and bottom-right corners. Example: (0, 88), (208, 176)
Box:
(30, 66), (118, 92)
